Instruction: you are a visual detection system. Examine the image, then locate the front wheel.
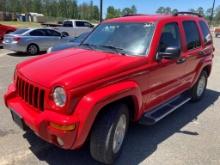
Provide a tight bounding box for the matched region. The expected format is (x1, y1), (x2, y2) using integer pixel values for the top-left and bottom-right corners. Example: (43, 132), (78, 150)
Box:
(90, 104), (129, 164)
(190, 71), (207, 101)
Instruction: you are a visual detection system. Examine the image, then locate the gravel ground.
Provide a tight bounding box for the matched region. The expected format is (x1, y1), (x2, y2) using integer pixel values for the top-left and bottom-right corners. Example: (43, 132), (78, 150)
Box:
(0, 38), (220, 165)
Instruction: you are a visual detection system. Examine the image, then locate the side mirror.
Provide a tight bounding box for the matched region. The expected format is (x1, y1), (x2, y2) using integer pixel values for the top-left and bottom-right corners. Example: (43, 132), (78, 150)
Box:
(157, 46), (180, 60)
(61, 32), (69, 38)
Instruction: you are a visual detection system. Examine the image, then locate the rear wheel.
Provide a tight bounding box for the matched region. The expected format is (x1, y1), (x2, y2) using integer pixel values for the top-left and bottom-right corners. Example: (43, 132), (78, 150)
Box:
(27, 44), (39, 55)
(190, 71), (207, 101)
(90, 103), (129, 164)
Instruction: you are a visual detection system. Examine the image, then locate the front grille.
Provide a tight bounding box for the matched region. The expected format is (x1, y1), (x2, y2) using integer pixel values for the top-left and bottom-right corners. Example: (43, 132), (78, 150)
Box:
(16, 76), (45, 111)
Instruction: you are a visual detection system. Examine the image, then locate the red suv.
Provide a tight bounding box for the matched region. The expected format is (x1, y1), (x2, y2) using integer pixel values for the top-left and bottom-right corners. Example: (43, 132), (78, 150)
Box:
(4, 12), (214, 164)
(0, 24), (16, 46)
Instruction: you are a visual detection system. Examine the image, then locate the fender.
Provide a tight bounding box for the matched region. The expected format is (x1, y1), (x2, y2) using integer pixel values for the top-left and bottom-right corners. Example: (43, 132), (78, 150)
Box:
(71, 81), (142, 149)
(191, 55), (212, 88)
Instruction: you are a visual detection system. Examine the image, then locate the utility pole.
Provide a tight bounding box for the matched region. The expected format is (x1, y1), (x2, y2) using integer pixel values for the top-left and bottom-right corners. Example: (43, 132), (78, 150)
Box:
(100, 0), (103, 22)
(210, 0), (216, 26)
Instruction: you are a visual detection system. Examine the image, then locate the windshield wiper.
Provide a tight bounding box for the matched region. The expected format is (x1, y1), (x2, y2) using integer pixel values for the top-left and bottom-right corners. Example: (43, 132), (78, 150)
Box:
(79, 43), (96, 50)
(98, 45), (126, 55)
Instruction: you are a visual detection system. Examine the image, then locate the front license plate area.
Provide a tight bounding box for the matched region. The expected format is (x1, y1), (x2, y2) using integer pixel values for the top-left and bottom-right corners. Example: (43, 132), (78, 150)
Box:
(10, 110), (27, 131)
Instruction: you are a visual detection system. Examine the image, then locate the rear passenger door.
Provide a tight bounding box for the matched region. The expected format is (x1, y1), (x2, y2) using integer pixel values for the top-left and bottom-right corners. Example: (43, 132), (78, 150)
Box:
(29, 29), (47, 51)
(181, 20), (206, 86)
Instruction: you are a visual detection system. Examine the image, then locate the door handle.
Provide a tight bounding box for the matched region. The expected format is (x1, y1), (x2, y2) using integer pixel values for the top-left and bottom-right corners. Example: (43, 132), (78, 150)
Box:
(176, 57), (186, 64)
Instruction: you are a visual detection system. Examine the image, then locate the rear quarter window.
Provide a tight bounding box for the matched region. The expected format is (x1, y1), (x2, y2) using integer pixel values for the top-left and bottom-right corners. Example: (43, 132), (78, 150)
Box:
(199, 21), (212, 45)
(183, 21), (201, 50)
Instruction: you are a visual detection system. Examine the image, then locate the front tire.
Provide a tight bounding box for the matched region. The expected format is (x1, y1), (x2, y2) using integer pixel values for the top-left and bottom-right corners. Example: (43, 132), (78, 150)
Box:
(190, 71), (207, 101)
(90, 103), (129, 164)
(27, 44), (39, 55)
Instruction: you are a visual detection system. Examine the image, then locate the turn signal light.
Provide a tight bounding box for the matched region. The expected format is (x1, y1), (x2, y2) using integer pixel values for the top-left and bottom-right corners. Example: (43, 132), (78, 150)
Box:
(49, 122), (76, 131)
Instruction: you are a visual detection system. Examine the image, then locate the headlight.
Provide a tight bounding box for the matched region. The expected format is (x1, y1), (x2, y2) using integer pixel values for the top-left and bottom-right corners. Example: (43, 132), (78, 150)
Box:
(53, 87), (67, 107)
(47, 47), (52, 53)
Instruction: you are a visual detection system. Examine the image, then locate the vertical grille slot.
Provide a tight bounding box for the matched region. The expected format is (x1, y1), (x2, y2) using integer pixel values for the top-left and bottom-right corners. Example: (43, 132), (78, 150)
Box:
(29, 85), (33, 105)
(33, 87), (39, 108)
(16, 76), (45, 111)
(39, 90), (45, 111)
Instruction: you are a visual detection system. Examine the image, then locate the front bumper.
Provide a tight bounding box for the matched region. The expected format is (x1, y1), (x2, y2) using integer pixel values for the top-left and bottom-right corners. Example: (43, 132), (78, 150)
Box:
(4, 83), (79, 149)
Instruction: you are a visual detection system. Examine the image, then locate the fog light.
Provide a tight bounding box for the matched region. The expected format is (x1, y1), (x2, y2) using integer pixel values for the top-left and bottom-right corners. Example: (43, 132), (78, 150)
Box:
(49, 122), (76, 131)
(57, 136), (64, 146)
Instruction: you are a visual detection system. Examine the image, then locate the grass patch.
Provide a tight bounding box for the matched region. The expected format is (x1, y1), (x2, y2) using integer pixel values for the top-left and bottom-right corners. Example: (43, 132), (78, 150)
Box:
(0, 21), (41, 28)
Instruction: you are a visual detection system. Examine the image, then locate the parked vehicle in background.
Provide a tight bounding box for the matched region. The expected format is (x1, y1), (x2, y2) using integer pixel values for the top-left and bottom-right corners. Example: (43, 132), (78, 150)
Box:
(0, 24), (16, 47)
(49, 20), (94, 37)
(3, 28), (71, 55)
(47, 32), (90, 53)
(214, 27), (220, 37)
(4, 12), (214, 164)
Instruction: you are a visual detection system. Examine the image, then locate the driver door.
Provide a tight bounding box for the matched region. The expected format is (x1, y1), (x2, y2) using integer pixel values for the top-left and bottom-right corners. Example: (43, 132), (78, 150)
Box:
(144, 22), (188, 111)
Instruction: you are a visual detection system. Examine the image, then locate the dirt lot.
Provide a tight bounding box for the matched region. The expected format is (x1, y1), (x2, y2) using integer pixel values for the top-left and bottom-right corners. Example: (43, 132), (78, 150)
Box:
(0, 38), (220, 165)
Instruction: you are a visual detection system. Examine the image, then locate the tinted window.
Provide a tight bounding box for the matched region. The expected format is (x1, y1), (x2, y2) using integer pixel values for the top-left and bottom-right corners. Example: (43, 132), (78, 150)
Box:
(75, 21), (85, 27)
(12, 29), (29, 34)
(63, 21), (73, 27)
(29, 29), (45, 36)
(75, 21), (92, 27)
(45, 29), (61, 36)
(199, 21), (212, 45)
(159, 23), (181, 52)
(183, 21), (201, 50)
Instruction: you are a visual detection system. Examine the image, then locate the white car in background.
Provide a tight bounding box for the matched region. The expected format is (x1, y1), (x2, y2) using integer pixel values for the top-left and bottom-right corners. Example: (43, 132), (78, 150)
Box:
(51, 20), (94, 37)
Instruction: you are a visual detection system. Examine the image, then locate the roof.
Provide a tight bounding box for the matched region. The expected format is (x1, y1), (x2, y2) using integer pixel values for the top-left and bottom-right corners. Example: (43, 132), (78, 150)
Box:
(103, 14), (205, 23)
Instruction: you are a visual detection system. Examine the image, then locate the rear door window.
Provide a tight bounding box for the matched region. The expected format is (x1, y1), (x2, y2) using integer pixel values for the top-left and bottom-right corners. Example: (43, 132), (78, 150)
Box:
(45, 29), (61, 36)
(75, 21), (85, 27)
(159, 23), (181, 53)
(75, 21), (92, 27)
(199, 21), (212, 45)
(183, 21), (201, 50)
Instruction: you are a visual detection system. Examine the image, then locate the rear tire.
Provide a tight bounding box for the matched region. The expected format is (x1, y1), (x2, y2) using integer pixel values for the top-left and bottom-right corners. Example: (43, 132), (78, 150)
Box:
(190, 71), (207, 101)
(90, 103), (129, 164)
(27, 44), (39, 55)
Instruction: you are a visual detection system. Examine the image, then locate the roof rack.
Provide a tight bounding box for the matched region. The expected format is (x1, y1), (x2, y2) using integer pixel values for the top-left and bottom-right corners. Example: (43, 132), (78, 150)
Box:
(173, 12), (203, 17)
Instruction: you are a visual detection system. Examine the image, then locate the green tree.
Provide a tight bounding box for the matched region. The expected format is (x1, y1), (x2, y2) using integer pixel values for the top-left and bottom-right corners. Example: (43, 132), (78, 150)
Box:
(196, 7), (205, 16)
(156, 7), (165, 14)
(106, 6), (121, 18)
(172, 9), (178, 14)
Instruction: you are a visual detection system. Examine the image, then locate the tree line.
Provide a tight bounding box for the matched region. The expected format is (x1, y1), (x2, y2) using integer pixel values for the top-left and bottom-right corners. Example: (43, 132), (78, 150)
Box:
(106, 5), (137, 18)
(0, 0), (100, 21)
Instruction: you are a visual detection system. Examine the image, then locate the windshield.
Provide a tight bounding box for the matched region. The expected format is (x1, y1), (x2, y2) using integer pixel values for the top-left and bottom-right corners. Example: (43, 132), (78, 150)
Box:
(11, 29), (29, 34)
(82, 22), (155, 56)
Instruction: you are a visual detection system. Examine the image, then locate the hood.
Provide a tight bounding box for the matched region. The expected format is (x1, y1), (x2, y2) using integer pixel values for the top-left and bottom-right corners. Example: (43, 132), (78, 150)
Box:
(17, 48), (146, 89)
(50, 43), (79, 52)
